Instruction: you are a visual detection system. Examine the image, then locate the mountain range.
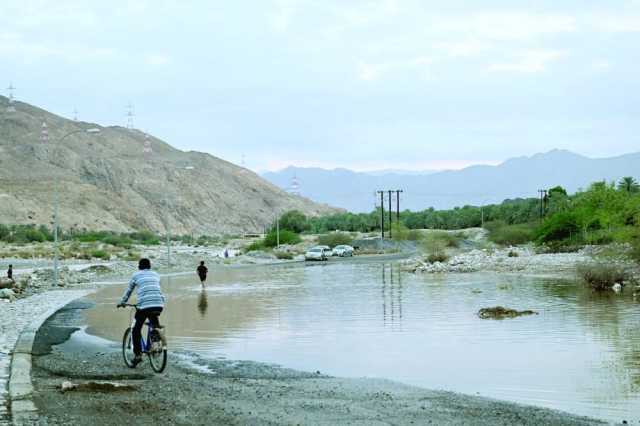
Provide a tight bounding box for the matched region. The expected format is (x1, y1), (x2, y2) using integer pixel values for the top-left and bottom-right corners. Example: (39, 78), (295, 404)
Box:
(0, 96), (337, 235)
(262, 150), (640, 212)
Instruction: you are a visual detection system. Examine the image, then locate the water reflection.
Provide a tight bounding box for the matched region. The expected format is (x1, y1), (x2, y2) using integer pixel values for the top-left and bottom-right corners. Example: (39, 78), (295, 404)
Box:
(197, 288), (208, 317)
(381, 264), (403, 327)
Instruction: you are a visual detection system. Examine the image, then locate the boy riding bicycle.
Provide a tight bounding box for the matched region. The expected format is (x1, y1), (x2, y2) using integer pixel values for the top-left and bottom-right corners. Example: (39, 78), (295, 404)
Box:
(117, 258), (166, 366)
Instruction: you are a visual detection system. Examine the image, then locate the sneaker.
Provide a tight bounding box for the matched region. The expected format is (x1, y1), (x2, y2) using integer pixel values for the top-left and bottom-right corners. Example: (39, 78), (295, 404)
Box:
(131, 355), (142, 367)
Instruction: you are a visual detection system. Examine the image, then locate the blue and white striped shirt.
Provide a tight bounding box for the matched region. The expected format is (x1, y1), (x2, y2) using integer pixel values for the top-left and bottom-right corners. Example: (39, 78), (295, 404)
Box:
(120, 269), (165, 310)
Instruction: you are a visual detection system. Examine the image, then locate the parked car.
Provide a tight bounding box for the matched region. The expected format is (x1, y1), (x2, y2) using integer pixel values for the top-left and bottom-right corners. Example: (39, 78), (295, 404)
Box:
(305, 247), (328, 261)
(316, 245), (333, 256)
(333, 245), (354, 257)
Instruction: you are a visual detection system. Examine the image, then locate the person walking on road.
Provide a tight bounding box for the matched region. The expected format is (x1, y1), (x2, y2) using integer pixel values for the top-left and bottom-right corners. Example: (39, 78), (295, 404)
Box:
(197, 261), (208, 285)
(7, 264), (13, 282)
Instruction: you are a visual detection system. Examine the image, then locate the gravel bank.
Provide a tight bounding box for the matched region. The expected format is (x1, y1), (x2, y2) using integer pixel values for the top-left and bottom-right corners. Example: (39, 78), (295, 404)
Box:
(402, 246), (640, 279)
(31, 303), (604, 426)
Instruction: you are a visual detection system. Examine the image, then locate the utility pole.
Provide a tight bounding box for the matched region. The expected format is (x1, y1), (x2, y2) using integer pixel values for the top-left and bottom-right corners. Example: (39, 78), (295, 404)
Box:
(377, 191), (385, 239)
(276, 214), (280, 248)
(395, 190), (403, 223)
(387, 190), (393, 239)
(538, 189), (548, 219)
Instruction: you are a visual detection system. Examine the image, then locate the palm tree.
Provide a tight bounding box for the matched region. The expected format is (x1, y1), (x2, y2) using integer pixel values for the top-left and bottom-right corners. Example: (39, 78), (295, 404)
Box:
(617, 176), (640, 193)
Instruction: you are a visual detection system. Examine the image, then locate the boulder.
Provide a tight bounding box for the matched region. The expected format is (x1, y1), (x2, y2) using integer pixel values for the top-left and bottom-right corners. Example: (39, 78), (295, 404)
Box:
(478, 306), (538, 320)
(0, 288), (16, 301)
(0, 278), (14, 289)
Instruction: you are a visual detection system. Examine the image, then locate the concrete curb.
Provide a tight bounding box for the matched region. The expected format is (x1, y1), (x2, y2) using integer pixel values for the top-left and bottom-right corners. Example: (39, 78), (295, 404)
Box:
(8, 292), (91, 425)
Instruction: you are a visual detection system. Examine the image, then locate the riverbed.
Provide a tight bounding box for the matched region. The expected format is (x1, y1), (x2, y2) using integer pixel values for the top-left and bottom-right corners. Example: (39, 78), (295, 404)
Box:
(80, 260), (640, 422)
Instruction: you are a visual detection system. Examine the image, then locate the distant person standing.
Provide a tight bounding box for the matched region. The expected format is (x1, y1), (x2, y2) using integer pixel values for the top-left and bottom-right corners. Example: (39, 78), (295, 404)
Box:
(224, 249), (229, 259)
(197, 261), (208, 285)
(7, 264), (13, 281)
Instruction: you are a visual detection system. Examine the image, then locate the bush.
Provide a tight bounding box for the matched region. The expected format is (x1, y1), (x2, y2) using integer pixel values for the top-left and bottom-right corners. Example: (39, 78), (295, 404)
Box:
(90, 249), (110, 260)
(426, 252), (449, 263)
(274, 251), (294, 260)
(489, 223), (536, 246)
(577, 262), (630, 290)
(421, 232), (450, 263)
(263, 230), (301, 248)
(245, 240), (265, 252)
(102, 235), (133, 248)
(391, 223), (422, 241)
(317, 232), (353, 247)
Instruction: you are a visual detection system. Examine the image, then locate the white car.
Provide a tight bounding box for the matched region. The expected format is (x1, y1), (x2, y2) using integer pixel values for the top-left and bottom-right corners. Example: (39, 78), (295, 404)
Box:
(305, 247), (329, 261)
(333, 245), (354, 257)
(317, 245), (333, 256)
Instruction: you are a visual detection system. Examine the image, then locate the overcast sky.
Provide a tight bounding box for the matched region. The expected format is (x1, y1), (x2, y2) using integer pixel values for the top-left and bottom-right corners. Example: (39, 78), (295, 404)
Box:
(2, 0), (639, 172)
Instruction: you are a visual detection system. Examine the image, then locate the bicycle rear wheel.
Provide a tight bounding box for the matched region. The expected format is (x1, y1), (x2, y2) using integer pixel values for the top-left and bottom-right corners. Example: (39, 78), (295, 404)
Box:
(122, 327), (136, 368)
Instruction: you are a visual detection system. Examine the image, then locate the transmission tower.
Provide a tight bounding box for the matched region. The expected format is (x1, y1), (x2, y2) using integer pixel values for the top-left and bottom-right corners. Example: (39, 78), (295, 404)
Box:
(143, 132), (153, 160)
(73, 108), (78, 121)
(40, 122), (49, 144)
(6, 83), (16, 113)
(289, 173), (301, 196)
(125, 103), (135, 129)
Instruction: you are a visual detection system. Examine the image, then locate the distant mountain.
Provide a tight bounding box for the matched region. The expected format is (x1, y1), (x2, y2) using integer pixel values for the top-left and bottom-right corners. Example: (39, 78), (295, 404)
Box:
(262, 150), (640, 212)
(0, 96), (338, 234)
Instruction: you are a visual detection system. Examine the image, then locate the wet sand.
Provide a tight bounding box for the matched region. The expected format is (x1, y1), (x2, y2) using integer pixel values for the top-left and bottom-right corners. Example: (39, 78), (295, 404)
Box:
(30, 301), (604, 426)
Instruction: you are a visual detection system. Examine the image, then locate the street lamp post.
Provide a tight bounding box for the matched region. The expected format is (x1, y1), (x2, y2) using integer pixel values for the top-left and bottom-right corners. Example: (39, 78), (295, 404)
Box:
(163, 165), (195, 269)
(51, 127), (101, 286)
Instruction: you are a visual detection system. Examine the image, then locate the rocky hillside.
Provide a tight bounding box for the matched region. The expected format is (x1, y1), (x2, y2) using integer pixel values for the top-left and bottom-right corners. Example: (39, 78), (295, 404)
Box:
(0, 96), (338, 235)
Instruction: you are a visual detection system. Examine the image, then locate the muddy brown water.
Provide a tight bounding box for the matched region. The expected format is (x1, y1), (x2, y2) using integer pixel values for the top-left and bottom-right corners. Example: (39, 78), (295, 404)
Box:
(81, 261), (640, 422)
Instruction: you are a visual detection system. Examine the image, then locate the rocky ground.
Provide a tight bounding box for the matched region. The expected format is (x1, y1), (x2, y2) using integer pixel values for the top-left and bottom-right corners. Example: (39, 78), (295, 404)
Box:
(401, 245), (640, 282)
(30, 302), (604, 426)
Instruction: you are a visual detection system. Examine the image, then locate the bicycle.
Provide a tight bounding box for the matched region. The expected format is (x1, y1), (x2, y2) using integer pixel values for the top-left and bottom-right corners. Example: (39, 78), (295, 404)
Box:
(120, 304), (167, 373)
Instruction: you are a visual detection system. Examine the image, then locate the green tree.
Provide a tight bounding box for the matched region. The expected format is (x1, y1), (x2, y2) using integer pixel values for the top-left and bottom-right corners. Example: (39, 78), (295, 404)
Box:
(618, 176), (640, 194)
(278, 210), (309, 234)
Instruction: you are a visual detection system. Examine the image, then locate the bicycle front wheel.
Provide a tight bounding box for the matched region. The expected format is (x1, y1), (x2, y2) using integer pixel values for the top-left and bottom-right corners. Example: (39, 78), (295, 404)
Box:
(148, 347), (167, 373)
(122, 327), (136, 368)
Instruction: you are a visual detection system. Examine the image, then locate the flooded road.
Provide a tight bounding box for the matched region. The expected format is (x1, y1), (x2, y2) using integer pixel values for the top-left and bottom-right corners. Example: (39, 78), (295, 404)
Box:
(82, 260), (640, 421)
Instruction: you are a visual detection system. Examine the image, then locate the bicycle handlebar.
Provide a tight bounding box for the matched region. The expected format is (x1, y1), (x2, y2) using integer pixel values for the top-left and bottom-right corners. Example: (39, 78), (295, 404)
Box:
(118, 303), (138, 309)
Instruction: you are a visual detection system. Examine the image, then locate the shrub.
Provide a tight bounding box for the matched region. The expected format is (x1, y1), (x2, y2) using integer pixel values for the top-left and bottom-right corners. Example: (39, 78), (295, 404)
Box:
(489, 223), (536, 246)
(426, 252), (449, 263)
(263, 230), (301, 248)
(391, 223), (422, 241)
(274, 251), (294, 260)
(317, 232), (353, 247)
(577, 262), (630, 290)
(102, 234), (133, 248)
(90, 249), (110, 260)
(421, 232), (450, 263)
(245, 240), (265, 252)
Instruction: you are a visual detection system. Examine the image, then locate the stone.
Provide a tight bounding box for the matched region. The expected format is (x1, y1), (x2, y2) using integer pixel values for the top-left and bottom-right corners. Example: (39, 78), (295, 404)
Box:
(0, 289), (15, 301)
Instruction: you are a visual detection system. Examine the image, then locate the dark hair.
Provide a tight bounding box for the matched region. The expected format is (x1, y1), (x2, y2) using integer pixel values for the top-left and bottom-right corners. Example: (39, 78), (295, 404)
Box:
(8, 265), (12, 268)
(200, 261), (205, 265)
(138, 258), (151, 270)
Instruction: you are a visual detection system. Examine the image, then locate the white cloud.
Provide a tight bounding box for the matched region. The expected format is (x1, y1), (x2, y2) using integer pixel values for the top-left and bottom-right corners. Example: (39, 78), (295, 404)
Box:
(592, 15), (640, 32)
(357, 61), (388, 81)
(488, 50), (566, 73)
(591, 60), (612, 72)
(145, 54), (171, 66)
(433, 12), (577, 41)
(432, 40), (490, 57)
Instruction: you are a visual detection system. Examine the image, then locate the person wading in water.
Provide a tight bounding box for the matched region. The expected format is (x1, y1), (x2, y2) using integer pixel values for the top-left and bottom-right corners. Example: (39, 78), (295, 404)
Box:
(197, 261), (208, 285)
